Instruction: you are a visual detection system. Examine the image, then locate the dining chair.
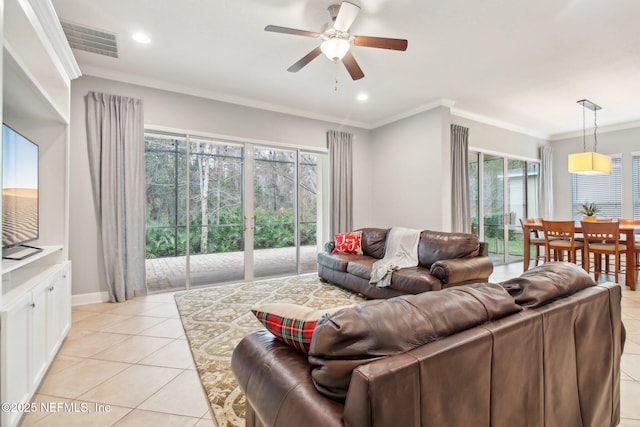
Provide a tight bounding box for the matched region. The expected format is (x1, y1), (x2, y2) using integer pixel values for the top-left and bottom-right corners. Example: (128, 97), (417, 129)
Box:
(542, 220), (584, 268)
(580, 221), (626, 283)
(520, 218), (545, 269)
(617, 219), (640, 274)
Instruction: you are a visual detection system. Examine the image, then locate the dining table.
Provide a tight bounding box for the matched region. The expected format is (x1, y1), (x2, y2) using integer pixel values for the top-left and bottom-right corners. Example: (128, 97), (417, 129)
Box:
(522, 220), (637, 291)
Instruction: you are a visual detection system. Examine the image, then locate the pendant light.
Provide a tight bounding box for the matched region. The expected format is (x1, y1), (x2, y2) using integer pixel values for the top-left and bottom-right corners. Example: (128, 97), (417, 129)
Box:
(568, 99), (611, 175)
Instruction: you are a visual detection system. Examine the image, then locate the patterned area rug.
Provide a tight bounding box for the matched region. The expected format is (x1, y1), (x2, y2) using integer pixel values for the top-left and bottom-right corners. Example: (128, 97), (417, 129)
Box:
(174, 274), (364, 427)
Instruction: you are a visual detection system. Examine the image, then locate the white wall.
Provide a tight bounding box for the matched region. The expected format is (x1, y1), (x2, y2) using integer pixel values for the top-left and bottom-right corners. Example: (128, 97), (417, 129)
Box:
(452, 115), (546, 160)
(370, 107), (451, 230)
(551, 126), (640, 220)
(369, 109), (546, 231)
(69, 75), (373, 297)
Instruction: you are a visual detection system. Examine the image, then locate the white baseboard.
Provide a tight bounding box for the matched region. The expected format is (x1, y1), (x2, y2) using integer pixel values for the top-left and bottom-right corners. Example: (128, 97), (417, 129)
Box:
(72, 291), (110, 306)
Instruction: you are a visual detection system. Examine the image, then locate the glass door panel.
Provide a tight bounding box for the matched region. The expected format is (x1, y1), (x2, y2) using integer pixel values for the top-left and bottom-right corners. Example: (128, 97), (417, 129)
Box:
(299, 153), (319, 273)
(189, 138), (244, 287)
(253, 147), (297, 278)
(470, 151), (541, 266)
(144, 134), (188, 292)
(468, 151), (480, 236)
(527, 162), (540, 218)
(483, 155), (505, 264)
(506, 160), (526, 264)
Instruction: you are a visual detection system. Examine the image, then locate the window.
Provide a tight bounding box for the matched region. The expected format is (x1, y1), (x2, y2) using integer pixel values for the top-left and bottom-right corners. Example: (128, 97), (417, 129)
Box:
(633, 153), (640, 219)
(468, 151), (540, 265)
(571, 155), (622, 220)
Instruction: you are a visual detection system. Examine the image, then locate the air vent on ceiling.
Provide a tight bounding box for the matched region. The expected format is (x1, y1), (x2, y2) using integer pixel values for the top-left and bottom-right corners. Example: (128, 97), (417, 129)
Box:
(60, 21), (118, 58)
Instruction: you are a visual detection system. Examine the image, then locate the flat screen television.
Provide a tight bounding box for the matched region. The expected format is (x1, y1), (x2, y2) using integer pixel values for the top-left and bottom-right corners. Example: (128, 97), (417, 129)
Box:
(2, 123), (41, 260)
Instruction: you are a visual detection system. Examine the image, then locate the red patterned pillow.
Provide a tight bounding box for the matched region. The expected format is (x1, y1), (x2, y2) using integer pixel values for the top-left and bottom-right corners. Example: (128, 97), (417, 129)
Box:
(251, 303), (349, 353)
(332, 231), (363, 255)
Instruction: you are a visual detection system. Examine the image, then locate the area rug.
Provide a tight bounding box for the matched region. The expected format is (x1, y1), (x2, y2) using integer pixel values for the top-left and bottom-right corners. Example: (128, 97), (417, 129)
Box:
(174, 274), (364, 427)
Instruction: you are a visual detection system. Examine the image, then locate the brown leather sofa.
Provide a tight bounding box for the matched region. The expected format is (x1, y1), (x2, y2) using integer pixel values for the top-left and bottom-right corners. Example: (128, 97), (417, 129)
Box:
(232, 262), (624, 427)
(317, 228), (494, 298)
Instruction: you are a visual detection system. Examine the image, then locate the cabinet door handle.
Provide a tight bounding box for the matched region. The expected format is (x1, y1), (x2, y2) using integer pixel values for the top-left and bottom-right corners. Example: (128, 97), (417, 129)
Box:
(48, 286), (55, 292)
(30, 303), (36, 308)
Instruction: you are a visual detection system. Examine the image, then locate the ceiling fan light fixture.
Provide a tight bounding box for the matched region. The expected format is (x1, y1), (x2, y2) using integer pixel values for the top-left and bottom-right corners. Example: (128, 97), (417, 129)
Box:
(320, 37), (350, 61)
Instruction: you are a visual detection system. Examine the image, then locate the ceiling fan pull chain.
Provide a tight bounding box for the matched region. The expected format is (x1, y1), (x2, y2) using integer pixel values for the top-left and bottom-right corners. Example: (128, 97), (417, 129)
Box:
(335, 76), (339, 92)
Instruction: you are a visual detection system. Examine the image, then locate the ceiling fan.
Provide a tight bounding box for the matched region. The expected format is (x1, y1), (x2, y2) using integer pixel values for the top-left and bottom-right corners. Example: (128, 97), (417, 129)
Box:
(265, 1), (408, 80)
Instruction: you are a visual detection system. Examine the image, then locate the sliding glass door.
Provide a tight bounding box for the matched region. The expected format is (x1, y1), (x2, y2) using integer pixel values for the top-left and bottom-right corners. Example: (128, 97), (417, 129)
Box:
(251, 147), (297, 278)
(144, 132), (326, 292)
(188, 138), (244, 286)
(469, 151), (540, 265)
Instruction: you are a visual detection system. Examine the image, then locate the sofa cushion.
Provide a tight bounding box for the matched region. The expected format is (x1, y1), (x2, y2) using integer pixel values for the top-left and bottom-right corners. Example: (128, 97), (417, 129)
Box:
(251, 303), (350, 354)
(308, 282), (521, 400)
(359, 228), (388, 259)
(499, 261), (596, 308)
(346, 260), (442, 292)
(389, 267), (442, 293)
(333, 231), (363, 255)
(346, 258), (375, 280)
(317, 252), (366, 272)
(417, 230), (480, 268)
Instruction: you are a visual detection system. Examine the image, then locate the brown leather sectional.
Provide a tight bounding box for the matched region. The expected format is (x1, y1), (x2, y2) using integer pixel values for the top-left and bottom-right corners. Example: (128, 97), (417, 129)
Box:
(232, 262), (624, 427)
(317, 228), (494, 298)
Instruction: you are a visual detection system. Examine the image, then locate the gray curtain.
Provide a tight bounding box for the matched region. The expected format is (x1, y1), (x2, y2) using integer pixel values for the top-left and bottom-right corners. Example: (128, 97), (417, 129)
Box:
(451, 124), (470, 232)
(539, 146), (553, 219)
(327, 130), (353, 236)
(86, 92), (146, 302)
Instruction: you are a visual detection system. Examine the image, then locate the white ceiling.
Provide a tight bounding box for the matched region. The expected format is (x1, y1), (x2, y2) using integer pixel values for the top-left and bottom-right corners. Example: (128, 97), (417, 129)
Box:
(50, 0), (640, 139)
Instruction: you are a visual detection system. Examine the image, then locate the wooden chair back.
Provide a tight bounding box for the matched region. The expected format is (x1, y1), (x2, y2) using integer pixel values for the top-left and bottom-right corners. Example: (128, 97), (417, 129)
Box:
(580, 221), (620, 245)
(520, 218), (543, 238)
(580, 220), (623, 283)
(542, 220), (576, 241)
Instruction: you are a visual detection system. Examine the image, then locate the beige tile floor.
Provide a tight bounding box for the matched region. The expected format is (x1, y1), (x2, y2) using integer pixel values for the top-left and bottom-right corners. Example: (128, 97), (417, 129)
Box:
(19, 264), (640, 426)
(21, 291), (214, 427)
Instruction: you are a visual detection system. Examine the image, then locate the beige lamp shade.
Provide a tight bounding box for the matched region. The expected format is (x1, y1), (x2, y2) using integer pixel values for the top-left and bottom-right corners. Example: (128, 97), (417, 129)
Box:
(567, 151), (611, 175)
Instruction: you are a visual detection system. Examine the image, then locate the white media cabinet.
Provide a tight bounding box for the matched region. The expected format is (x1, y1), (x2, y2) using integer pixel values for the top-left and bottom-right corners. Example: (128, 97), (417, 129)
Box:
(1, 247), (72, 427)
(0, 0), (80, 425)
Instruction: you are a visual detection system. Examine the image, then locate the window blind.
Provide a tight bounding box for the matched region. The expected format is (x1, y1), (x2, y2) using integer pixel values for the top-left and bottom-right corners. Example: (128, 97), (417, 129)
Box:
(633, 153), (640, 219)
(571, 155), (622, 220)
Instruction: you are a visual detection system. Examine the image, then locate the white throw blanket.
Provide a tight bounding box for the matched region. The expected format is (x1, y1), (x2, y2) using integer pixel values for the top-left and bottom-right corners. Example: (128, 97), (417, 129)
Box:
(369, 227), (421, 288)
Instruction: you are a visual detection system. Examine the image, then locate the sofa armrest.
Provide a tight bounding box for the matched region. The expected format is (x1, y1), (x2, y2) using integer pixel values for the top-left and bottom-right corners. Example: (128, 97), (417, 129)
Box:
(324, 240), (335, 253)
(430, 256), (494, 286)
(231, 330), (344, 427)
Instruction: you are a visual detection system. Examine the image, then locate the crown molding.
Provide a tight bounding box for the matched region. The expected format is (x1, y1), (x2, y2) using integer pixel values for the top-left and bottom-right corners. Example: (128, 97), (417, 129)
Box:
(370, 98), (457, 129)
(79, 66), (372, 129)
(549, 119), (640, 141)
(27, 0), (82, 80)
(451, 108), (550, 140)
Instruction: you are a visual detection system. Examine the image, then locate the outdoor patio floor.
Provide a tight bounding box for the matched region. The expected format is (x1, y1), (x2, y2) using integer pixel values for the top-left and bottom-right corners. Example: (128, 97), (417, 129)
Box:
(145, 246), (319, 293)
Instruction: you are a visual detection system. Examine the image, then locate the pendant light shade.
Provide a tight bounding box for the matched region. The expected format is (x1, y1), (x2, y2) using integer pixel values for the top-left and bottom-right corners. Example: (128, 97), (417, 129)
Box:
(568, 99), (611, 175)
(568, 151), (611, 175)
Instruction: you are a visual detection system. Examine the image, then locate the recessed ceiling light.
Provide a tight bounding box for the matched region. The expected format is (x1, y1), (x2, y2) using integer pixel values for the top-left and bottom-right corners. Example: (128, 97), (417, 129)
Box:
(357, 93), (369, 101)
(132, 32), (151, 44)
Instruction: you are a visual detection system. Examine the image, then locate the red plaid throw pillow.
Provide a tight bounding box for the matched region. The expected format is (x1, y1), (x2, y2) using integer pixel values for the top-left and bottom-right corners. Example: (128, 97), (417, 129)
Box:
(251, 303), (350, 353)
(332, 230), (363, 255)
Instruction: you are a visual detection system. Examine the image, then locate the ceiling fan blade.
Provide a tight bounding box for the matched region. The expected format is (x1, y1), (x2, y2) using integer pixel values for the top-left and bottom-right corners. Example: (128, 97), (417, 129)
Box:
(287, 47), (323, 73)
(353, 36), (408, 51)
(333, 2), (360, 32)
(342, 50), (364, 80)
(265, 25), (320, 38)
